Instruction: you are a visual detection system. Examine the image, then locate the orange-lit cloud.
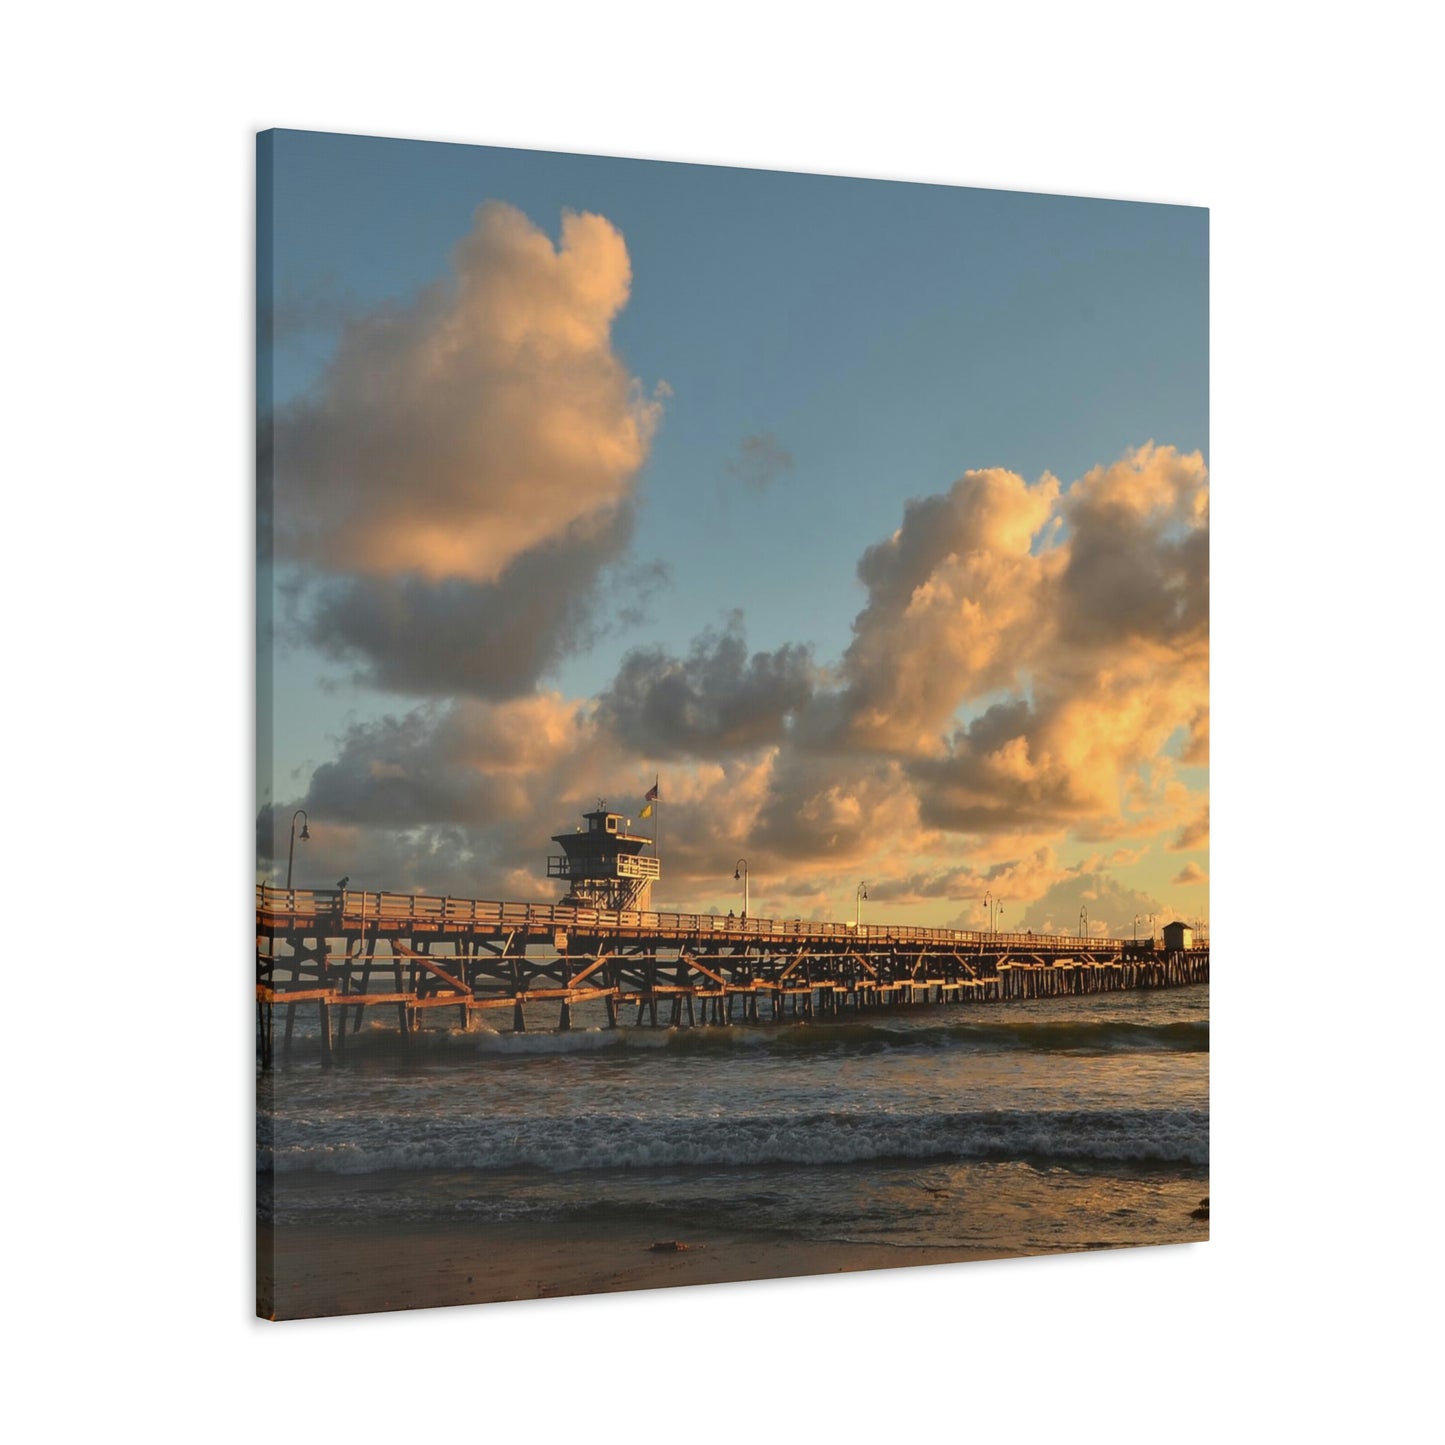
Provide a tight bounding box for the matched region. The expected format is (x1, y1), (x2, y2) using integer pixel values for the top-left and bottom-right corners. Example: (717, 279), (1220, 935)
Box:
(870, 846), (1067, 907)
(832, 466), (1064, 752)
(273, 203), (660, 584)
(911, 651), (1207, 836)
(870, 445), (1210, 840)
(266, 203), (666, 700)
(271, 442), (1208, 923)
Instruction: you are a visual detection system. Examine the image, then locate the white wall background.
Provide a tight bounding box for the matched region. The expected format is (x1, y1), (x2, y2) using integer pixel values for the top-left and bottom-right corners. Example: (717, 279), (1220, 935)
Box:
(5, 3), (1434, 1439)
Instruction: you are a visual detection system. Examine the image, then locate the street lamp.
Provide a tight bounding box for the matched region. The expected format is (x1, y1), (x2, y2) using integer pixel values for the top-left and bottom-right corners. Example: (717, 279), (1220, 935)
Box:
(733, 859), (750, 919)
(287, 809), (310, 890)
(1133, 913), (1140, 941)
(983, 889), (992, 937)
(856, 881), (868, 928)
(1079, 904), (1088, 939)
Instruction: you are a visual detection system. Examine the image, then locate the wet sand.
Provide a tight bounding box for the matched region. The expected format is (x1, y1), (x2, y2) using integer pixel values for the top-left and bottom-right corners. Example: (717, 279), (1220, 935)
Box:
(258, 1218), (1044, 1321)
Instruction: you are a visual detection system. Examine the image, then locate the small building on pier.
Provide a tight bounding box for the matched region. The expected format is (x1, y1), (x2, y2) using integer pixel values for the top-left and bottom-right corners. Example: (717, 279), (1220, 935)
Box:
(1162, 920), (1193, 951)
(548, 801), (660, 911)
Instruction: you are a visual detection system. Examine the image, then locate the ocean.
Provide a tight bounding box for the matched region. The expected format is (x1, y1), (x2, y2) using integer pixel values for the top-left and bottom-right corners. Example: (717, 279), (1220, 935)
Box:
(258, 983), (1208, 1263)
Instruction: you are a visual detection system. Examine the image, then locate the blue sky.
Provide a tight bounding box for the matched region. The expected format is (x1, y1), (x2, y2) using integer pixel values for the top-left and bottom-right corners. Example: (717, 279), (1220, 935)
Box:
(260, 128), (1208, 930)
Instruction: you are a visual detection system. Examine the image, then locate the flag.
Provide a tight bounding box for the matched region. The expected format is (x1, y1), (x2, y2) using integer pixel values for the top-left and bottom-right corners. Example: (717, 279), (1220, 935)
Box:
(640, 803), (653, 819)
(644, 780), (660, 802)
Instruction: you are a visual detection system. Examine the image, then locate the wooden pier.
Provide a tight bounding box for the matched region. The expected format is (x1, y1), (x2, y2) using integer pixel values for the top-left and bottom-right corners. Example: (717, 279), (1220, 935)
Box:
(256, 885), (1210, 1067)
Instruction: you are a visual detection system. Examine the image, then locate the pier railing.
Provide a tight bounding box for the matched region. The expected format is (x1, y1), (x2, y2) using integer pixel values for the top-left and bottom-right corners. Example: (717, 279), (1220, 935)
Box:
(257, 884), (1148, 950)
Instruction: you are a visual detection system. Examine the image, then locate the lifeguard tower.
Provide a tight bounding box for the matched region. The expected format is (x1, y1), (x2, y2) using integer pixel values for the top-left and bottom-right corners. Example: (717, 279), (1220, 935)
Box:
(548, 800), (660, 911)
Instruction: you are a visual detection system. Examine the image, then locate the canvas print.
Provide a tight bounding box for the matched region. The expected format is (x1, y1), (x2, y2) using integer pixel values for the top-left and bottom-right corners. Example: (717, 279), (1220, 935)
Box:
(257, 129), (1209, 1320)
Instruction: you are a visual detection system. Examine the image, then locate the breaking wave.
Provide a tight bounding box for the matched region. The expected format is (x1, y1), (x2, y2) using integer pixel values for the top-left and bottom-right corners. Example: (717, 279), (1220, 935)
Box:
(262, 1106), (1208, 1175)
(267, 1011), (1206, 1065)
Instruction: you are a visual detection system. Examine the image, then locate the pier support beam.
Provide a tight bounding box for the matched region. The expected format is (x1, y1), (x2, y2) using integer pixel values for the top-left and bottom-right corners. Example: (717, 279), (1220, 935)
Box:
(256, 888), (1206, 1064)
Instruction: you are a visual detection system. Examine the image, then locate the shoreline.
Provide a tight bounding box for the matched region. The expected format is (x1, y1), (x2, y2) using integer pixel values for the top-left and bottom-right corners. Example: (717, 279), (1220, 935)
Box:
(258, 1217), (1070, 1321)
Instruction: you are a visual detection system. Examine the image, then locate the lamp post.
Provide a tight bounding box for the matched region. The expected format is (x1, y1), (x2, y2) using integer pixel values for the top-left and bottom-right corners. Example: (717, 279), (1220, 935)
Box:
(1134, 913), (1140, 941)
(286, 809), (310, 890)
(1079, 904), (1088, 939)
(856, 881), (868, 928)
(983, 890), (1004, 936)
(733, 859), (750, 919)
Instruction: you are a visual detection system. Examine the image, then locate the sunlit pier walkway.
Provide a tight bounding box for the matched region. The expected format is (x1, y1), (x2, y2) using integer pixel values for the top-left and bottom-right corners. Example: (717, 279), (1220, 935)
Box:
(256, 885), (1210, 1067)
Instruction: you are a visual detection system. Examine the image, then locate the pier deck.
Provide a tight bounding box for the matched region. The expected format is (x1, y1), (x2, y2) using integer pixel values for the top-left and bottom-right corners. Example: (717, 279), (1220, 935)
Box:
(256, 886), (1209, 1066)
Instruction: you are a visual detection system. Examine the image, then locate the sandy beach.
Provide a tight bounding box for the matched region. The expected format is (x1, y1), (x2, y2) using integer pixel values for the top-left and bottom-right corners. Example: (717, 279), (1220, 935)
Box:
(258, 1218), (1046, 1321)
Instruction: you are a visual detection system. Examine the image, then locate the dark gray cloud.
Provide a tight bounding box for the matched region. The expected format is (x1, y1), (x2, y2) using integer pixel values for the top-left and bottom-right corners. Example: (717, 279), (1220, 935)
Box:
(723, 432), (794, 492)
(595, 614), (814, 757)
(261, 813), (551, 900)
(299, 506), (634, 699)
(257, 802), (278, 863)
(301, 708), (497, 828)
(298, 695), (603, 830)
(262, 693), (627, 895)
